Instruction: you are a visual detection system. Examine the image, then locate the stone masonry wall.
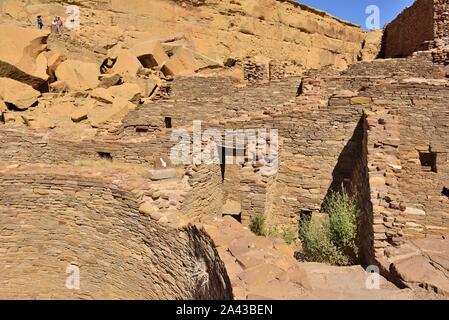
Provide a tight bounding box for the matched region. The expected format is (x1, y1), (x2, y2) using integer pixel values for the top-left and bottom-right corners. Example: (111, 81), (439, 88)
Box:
(122, 76), (300, 134)
(383, 0), (435, 58)
(352, 81), (449, 263)
(0, 168), (232, 299)
(0, 128), (175, 166)
(364, 108), (405, 262)
(434, 0), (449, 39)
(266, 101), (366, 227)
(347, 115), (373, 264)
(383, 0), (449, 58)
(182, 164), (224, 220)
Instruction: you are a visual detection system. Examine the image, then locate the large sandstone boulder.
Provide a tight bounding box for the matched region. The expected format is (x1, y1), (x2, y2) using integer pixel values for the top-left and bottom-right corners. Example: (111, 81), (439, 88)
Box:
(107, 83), (142, 102)
(55, 60), (100, 91)
(124, 76), (161, 98)
(0, 78), (40, 110)
(88, 97), (136, 127)
(0, 25), (50, 91)
(109, 49), (143, 77)
(161, 46), (222, 76)
(131, 40), (169, 68)
(359, 30), (383, 61)
(388, 239), (449, 297)
(45, 51), (66, 81)
(90, 88), (114, 104)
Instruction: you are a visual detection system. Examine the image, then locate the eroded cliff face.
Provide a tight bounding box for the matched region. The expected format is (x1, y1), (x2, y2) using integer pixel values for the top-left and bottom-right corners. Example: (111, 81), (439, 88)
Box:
(1, 0), (368, 72)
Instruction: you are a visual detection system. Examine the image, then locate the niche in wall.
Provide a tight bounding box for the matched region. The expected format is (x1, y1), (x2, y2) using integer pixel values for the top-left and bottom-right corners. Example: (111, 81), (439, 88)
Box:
(164, 117), (172, 129)
(419, 151), (437, 173)
(97, 152), (113, 161)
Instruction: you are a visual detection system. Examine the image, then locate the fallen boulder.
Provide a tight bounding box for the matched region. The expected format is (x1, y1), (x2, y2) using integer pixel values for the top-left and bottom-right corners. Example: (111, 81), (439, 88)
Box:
(388, 239), (449, 297)
(222, 199), (242, 216)
(70, 107), (88, 123)
(0, 77), (40, 110)
(46, 51), (66, 82)
(91, 88), (114, 104)
(55, 60), (100, 91)
(359, 29), (383, 62)
(161, 46), (222, 76)
(98, 73), (122, 88)
(148, 168), (178, 181)
(109, 49), (143, 77)
(124, 76), (160, 98)
(88, 97), (136, 127)
(0, 25), (50, 91)
(107, 83), (142, 103)
(131, 40), (169, 68)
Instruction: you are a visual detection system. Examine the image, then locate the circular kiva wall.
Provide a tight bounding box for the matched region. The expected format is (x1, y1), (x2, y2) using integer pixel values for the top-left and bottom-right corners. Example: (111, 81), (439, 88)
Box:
(0, 173), (232, 299)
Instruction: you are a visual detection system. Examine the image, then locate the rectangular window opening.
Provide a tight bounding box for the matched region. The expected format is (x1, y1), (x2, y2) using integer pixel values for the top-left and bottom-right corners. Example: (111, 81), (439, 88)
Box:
(97, 152), (113, 161)
(419, 151), (437, 173)
(164, 117), (172, 129)
(136, 126), (149, 133)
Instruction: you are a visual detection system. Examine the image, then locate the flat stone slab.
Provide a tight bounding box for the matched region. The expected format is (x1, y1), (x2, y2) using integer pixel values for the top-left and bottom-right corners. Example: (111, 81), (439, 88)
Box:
(222, 199), (241, 216)
(148, 168), (177, 181)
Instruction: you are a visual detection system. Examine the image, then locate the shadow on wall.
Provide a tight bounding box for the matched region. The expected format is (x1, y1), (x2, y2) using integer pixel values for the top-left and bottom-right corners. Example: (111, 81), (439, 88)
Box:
(318, 116), (374, 265)
(187, 225), (234, 300)
(321, 116), (365, 208)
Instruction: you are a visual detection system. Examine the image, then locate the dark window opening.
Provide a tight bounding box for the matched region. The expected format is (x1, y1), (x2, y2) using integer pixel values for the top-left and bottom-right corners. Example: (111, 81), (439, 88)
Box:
(296, 80), (304, 96)
(164, 117), (172, 129)
(137, 55), (158, 69)
(419, 151), (437, 173)
(217, 146), (226, 182)
(98, 152), (113, 161)
(136, 126), (149, 133)
(442, 187), (449, 198)
(299, 209), (312, 224)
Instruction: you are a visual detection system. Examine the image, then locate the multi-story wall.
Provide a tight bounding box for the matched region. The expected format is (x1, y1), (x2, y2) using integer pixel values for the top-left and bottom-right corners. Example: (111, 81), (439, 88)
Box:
(382, 0), (449, 58)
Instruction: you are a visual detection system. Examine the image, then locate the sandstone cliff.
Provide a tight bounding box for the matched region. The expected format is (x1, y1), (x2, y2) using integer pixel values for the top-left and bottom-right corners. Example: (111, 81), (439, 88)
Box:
(1, 0), (369, 73)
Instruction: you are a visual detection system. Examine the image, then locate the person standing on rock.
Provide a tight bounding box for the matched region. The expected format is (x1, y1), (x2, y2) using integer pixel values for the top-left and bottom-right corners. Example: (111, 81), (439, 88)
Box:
(52, 17), (58, 34)
(37, 16), (44, 30)
(57, 17), (64, 34)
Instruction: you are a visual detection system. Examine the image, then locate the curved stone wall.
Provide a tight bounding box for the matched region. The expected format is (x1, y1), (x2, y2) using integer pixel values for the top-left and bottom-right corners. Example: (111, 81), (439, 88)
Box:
(0, 170), (232, 299)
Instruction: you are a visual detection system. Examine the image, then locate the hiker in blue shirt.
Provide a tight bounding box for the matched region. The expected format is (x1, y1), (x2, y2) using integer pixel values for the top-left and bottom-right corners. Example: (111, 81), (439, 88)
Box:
(37, 16), (44, 30)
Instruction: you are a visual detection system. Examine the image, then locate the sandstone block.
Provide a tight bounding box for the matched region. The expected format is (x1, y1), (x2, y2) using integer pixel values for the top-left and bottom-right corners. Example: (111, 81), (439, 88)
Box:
(222, 200), (242, 216)
(110, 49), (143, 77)
(0, 25), (49, 90)
(70, 108), (88, 123)
(351, 97), (372, 105)
(412, 99), (433, 105)
(0, 78), (40, 110)
(98, 73), (122, 88)
(161, 47), (222, 76)
(404, 207), (426, 216)
(88, 97), (135, 127)
(107, 83), (142, 103)
(148, 169), (177, 181)
(131, 40), (169, 68)
(91, 88), (114, 104)
(55, 60), (100, 91)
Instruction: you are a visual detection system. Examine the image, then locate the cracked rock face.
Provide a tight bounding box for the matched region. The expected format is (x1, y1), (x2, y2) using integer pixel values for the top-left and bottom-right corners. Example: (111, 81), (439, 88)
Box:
(388, 239), (449, 297)
(1, 0), (369, 73)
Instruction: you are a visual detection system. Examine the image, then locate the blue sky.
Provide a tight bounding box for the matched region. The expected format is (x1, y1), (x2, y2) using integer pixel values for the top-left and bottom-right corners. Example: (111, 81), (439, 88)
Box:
(297, 0), (415, 29)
